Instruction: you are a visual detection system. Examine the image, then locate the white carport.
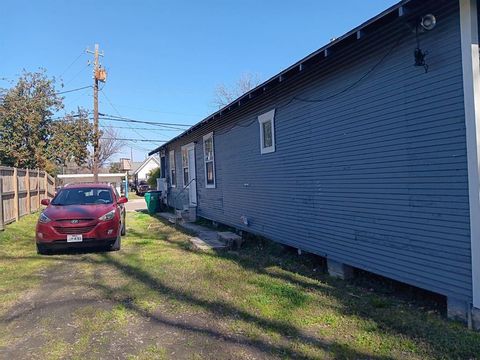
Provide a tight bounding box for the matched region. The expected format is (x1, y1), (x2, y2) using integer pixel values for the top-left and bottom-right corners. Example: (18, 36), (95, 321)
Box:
(56, 173), (129, 197)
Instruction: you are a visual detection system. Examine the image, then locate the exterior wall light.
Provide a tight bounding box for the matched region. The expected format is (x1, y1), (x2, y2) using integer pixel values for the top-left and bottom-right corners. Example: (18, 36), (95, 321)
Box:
(414, 14), (437, 73)
(421, 14), (437, 31)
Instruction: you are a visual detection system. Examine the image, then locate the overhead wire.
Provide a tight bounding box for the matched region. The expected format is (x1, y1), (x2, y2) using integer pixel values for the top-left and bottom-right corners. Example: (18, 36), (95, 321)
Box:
(63, 63), (91, 87)
(102, 137), (168, 142)
(1, 85), (92, 105)
(278, 34), (404, 108)
(99, 123), (180, 131)
(55, 85), (92, 95)
(99, 88), (150, 142)
(59, 52), (85, 78)
(98, 115), (190, 130)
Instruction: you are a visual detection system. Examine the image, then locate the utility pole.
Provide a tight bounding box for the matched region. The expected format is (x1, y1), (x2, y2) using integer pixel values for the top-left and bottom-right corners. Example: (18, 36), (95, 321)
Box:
(86, 44), (106, 182)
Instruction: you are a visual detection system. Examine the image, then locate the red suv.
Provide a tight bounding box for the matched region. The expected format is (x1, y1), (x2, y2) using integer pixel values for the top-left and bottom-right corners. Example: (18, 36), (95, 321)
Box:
(36, 183), (128, 254)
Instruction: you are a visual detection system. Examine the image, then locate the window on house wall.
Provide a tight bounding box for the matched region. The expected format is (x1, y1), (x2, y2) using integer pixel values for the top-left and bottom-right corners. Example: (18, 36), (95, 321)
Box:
(182, 147), (189, 186)
(160, 155), (166, 179)
(169, 150), (176, 187)
(258, 109), (276, 154)
(203, 132), (216, 188)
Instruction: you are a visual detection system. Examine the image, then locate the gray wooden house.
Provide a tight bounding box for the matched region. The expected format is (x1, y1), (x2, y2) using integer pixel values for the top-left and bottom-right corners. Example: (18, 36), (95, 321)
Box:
(150, 0), (480, 326)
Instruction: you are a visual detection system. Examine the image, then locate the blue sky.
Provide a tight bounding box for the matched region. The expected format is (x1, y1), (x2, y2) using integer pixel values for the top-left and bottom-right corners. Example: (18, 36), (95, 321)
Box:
(0, 0), (398, 162)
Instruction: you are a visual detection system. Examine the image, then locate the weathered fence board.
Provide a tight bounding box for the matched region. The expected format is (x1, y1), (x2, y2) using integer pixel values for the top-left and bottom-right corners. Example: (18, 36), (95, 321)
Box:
(0, 167), (54, 230)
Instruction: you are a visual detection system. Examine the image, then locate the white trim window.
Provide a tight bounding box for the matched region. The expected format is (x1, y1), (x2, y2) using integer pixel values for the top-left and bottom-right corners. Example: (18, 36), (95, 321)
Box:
(168, 150), (176, 187)
(258, 109), (276, 154)
(182, 147), (189, 187)
(203, 132), (216, 188)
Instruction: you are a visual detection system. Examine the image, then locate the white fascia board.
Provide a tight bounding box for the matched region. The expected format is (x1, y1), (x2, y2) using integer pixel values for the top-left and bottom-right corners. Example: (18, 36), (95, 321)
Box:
(460, 0), (480, 308)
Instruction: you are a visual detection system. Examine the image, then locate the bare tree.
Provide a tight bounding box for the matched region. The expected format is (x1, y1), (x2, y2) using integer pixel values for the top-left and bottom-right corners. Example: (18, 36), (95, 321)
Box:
(86, 126), (126, 171)
(212, 72), (261, 109)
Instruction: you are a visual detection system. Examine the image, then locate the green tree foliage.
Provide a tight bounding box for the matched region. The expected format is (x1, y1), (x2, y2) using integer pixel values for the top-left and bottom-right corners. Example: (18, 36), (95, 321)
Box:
(147, 167), (160, 188)
(46, 108), (94, 170)
(0, 70), (94, 173)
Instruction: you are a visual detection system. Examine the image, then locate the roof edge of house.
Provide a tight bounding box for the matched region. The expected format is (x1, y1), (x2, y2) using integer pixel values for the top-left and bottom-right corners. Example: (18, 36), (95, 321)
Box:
(149, 0), (415, 156)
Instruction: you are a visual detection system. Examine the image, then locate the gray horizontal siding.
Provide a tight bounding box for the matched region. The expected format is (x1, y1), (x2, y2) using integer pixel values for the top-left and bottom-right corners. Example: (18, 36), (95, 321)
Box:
(166, 1), (472, 301)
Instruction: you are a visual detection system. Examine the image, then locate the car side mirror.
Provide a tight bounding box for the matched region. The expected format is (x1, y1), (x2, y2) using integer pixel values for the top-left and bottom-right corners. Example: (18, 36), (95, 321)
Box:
(41, 199), (50, 206)
(117, 197), (128, 204)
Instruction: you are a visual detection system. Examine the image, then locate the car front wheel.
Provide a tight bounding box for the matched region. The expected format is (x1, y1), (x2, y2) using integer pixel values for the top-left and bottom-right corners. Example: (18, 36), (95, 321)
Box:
(36, 244), (50, 255)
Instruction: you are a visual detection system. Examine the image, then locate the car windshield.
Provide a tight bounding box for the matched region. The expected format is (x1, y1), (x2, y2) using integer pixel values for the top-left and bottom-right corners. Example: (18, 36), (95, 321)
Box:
(51, 187), (113, 206)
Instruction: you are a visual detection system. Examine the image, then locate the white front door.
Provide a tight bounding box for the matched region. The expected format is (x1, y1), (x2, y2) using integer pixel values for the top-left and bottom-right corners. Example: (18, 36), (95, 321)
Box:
(182, 143), (197, 206)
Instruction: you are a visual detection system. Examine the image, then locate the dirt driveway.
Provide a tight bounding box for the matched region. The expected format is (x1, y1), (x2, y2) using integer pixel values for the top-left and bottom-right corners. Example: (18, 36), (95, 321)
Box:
(1, 212), (480, 359)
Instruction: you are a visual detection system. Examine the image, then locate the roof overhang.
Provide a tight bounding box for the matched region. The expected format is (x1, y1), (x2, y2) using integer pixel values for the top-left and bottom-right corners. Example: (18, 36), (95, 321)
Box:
(149, 0), (418, 155)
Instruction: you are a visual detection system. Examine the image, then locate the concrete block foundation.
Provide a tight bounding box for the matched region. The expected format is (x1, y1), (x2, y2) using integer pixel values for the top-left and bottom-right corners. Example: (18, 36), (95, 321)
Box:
(447, 298), (469, 323)
(218, 231), (244, 249)
(327, 259), (354, 280)
(472, 307), (480, 330)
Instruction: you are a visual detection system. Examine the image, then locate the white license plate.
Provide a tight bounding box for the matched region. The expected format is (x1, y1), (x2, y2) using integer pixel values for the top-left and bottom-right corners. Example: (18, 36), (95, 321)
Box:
(67, 234), (83, 243)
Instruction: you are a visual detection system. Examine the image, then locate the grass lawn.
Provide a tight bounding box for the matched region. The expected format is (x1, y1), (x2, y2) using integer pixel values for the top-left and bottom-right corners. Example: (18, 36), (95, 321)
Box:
(0, 214), (62, 316)
(127, 191), (144, 200)
(1, 212), (480, 359)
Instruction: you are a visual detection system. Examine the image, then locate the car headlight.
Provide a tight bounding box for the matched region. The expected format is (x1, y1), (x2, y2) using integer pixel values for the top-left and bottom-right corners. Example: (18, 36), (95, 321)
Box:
(39, 213), (51, 223)
(99, 210), (116, 221)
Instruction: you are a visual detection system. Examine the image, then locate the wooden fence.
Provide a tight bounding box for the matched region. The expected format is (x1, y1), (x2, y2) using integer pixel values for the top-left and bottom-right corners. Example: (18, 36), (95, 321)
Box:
(0, 167), (55, 230)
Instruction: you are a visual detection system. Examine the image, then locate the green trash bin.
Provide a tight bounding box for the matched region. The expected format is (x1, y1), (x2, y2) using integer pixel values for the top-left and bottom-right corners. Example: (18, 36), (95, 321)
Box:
(145, 190), (161, 214)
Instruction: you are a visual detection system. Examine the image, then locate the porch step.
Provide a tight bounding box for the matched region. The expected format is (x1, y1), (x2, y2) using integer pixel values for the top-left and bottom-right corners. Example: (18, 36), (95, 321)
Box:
(181, 206), (197, 223)
(157, 213), (237, 251)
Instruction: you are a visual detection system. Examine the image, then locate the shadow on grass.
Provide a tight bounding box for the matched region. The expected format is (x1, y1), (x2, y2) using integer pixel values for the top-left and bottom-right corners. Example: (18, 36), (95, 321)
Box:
(141, 214), (480, 359)
(1, 251), (391, 360)
(2, 212), (480, 359)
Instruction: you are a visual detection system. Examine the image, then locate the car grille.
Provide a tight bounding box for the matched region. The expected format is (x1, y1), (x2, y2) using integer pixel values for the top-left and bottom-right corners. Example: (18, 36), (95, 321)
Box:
(54, 226), (95, 234)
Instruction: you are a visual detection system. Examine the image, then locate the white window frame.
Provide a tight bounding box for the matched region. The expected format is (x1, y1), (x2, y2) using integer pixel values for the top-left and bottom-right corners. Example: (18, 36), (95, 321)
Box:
(203, 132), (216, 188)
(160, 154), (166, 179)
(169, 150), (176, 188)
(258, 109), (276, 154)
(181, 145), (190, 188)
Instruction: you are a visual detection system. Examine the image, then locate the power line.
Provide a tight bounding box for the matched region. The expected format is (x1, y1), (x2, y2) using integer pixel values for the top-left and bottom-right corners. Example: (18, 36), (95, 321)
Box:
(99, 117), (189, 130)
(99, 88), (150, 142)
(63, 63), (91, 87)
(211, 33), (406, 139)
(100, 114), (191, 128)
(100, 123), (180, 131)
(59, 52), (85, 78)
(278, 34), (404, 108)
(129, 143), (153, 152)
(51, 112), (188, 131)
(1, 86), (92, 104)
(103, 137), (167, 142)
(55, 85), (92, 95)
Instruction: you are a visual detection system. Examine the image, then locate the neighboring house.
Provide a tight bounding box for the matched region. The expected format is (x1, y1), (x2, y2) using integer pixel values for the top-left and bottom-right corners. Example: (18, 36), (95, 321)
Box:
(129, 161), (144, 175)
(149, 0), (480, 327)
(133, 155), (160, 184)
